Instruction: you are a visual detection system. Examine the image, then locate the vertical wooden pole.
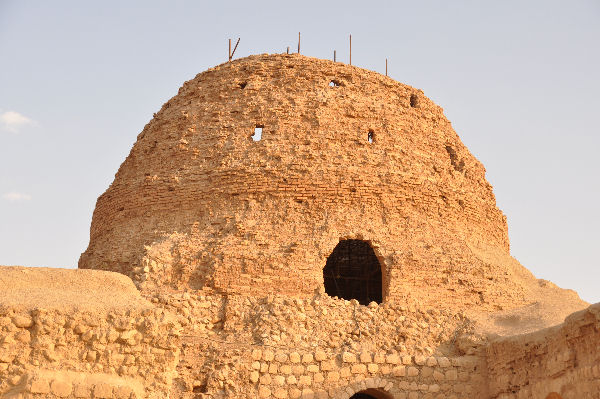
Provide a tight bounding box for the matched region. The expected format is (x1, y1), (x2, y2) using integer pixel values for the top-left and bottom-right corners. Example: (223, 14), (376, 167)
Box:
(298, 32), (301, 54)
(228, 39), (231, 62)
(334, 50), (336, 62)
(287, 46), (290, 54)
(349, 34), (352, 65)
(386, 59), (388, 76)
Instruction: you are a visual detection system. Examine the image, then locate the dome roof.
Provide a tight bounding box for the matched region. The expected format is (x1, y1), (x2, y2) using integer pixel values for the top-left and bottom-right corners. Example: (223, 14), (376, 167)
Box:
(79, 54), (549, 311)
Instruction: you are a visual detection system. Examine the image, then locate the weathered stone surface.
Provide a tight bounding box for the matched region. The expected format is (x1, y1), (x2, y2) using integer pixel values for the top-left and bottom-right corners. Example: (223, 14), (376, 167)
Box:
(0, 54), (595, 399)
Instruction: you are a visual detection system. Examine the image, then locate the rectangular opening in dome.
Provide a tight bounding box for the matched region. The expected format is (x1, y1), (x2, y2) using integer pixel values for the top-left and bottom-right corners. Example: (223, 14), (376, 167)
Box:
(252, 126), (263, 142)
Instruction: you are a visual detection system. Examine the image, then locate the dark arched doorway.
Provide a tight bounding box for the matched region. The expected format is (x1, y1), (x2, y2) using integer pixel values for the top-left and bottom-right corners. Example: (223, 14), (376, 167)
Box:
(323, 240), (383, 305)
(350, 389), (392, 399)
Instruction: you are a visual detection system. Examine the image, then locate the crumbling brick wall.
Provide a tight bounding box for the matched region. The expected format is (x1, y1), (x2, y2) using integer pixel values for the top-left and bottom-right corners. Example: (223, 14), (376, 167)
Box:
(79, 54), (530, 313)
(0, 267), (182, 399)
(486, 303), (600, 399)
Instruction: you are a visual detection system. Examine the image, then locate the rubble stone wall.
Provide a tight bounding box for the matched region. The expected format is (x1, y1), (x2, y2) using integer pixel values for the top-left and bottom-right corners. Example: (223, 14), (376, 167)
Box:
(0, 307), (181, 398)
(486, 304), (600, 399)
(0, 267), (183, 399)
(150, 290), (491, 398)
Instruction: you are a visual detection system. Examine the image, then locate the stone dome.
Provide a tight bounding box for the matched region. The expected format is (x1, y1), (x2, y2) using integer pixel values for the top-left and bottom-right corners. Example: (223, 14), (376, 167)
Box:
(79, 54), (555, 311)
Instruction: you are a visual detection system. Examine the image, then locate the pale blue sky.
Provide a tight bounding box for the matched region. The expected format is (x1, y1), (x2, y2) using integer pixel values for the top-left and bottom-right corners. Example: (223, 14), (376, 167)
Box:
(1, 1), (598, 303)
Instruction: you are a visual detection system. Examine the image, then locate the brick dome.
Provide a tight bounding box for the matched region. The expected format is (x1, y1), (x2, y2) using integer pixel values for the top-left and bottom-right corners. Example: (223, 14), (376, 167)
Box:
(80, 54), (542, 310)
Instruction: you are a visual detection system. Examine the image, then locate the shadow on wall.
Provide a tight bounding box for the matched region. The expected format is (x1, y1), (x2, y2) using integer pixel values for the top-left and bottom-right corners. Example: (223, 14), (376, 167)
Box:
(546, 393), (563, 399)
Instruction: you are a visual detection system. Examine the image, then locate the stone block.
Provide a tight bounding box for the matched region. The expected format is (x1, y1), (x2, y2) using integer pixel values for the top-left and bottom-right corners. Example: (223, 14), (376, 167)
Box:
(426, 357), (437, 367)
(50, 380), (72, 397)
(290, 352), (301, 363)
(280, 364), (292, 374)
(274, 387), (288, 399)
(373, 352), (386, 363)
(386, 353), (401, 364)
(276, 352), (288, 363)
(414, 355), (426, 365)
(445, 369), (458, 381)
(326, 371), (340, 382)
(298, 375), (312, 386)
(114, 386), (133, 399)
(314, 350), (327, 362)
(351, 364), (367, 374)
(293, 365), (305, 375)
(273, 375), (286, 385)
(436, 357), (451, 368)
(342, 352), (357, 363)
(307, 364), (319, 373)
(93, 383), (113, 398)
(422, 367), (433, 378)
(360, 351), (373, 363)
(321, 360), (335, 371)
(73, 384), (91, 398)
(252, 349), (263, 360)
(259, 386), (271, 399)
(11, 315), (33, 328)
(264, 350), (275, 362)
(29, 379), (50, 394)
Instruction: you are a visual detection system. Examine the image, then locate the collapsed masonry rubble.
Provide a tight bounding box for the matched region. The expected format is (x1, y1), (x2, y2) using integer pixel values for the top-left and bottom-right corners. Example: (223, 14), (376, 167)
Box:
(1, 54), (597, 399)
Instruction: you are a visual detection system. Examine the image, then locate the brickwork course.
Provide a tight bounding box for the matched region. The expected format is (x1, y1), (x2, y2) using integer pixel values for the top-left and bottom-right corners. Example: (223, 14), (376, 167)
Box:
(1, 54), (597, 399)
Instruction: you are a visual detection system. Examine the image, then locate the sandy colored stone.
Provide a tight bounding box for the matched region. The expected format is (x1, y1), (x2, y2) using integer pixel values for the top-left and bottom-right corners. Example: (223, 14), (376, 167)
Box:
(50, 379), (72, 397)
(29, 379), (50, 394)
(0, 53), (596, 399)
(258, 386), (271, 399)
(0, 266), (151, 312)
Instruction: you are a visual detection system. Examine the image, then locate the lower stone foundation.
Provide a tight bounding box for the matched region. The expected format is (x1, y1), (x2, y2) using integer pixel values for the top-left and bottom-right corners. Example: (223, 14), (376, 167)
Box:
(487, 304), (600, 399)
(1, 267), (597, 399)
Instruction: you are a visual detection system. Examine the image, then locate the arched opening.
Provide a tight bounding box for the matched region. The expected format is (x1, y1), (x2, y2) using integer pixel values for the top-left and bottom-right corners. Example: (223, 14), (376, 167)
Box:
(350, 389), (392, 399)
(323, 240), (383, 305)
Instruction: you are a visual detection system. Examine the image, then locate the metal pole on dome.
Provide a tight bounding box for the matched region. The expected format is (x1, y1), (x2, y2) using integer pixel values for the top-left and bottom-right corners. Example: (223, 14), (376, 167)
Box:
(230, 38), (240, 60)
(334, 50), (336, 62)
(298, 32), (301, 54)
(228, 39), (231, 62)
(349, 34), (352, 65)
(386, 59), (388, 76)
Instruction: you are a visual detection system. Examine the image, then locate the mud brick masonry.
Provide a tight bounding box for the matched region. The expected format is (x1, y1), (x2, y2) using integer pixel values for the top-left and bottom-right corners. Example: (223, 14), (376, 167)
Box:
(1, 54), (598, 398)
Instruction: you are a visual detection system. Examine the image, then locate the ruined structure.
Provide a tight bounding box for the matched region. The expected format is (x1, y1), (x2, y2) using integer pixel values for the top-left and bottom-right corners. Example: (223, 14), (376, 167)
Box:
(1, 54), (598, 399)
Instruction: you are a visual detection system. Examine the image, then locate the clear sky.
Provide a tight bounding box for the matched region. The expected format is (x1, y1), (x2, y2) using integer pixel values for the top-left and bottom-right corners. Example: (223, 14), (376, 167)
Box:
(1, 1), (598, 303)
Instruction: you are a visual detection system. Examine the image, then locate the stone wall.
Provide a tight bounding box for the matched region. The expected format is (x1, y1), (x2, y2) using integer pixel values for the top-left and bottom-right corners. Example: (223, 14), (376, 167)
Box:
(148, 290), (491, 398)
(486, 303), (600, 399)
(0, 267), (182, 399)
